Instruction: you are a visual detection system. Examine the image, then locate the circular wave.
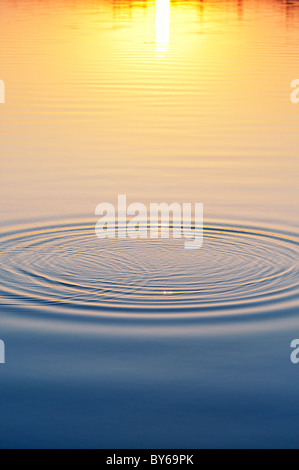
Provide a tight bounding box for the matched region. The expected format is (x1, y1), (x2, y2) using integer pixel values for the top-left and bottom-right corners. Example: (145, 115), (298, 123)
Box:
(0, 219), (299, 322)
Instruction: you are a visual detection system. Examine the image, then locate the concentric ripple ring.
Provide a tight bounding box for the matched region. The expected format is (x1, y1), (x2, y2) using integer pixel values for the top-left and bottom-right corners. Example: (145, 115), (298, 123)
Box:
(0, 218), (299, 322)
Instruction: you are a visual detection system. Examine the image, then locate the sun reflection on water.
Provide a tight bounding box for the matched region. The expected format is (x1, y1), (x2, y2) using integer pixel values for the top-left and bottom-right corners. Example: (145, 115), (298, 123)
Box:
(155, 0), (170, 57)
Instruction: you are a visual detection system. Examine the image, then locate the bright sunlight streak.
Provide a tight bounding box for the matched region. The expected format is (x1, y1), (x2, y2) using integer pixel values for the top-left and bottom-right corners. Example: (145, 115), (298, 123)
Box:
(155, 0), (170, 57)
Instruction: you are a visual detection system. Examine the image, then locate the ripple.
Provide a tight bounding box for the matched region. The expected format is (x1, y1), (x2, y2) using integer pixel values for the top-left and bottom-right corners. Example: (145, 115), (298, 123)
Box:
(0, 218), (299, 324)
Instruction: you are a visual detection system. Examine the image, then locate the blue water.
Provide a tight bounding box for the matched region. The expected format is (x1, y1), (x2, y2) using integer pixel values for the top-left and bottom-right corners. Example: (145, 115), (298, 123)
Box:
(2, 320), (299, 448)
(1, 218), (299, 448)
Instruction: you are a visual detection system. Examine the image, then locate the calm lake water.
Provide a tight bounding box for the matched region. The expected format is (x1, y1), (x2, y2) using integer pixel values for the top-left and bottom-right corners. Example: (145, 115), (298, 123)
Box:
(1, 0), (299, 448)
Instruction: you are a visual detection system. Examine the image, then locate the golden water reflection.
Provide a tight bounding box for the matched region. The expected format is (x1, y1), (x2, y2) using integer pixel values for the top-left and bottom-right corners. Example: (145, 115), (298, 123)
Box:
(0, 0), (299, 229)
(155, 0), (170, 57)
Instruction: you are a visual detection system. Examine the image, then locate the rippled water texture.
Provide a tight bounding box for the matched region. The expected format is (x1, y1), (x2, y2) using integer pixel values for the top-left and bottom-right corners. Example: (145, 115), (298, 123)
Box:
(1, 220), (299, 323)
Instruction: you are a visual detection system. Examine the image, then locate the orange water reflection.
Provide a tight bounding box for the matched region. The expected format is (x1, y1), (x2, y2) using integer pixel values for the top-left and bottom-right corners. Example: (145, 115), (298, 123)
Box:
(0, 0), (299, 229)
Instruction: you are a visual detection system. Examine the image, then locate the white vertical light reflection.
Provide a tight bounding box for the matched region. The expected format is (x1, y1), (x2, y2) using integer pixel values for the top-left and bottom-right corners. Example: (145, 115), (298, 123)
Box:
(155, 0), (170, 57)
